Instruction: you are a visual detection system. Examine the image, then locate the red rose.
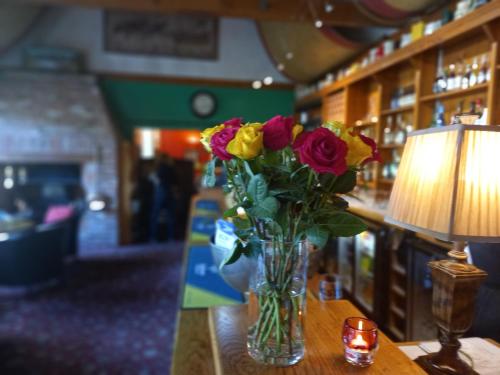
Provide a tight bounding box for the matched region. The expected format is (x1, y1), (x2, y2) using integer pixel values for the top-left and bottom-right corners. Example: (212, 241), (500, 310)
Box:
(293, 128), (348, 175)
(210, 126), (239, 160)
(359, 134), (382, 164)
(224, 118), (243, 128)
(263, 115), (294, 151)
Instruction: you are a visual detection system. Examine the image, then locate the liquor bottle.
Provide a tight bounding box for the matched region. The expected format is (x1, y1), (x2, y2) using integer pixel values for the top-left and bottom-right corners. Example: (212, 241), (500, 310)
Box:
(436, 101), (446, 127)
(451, 100), (464, 124)
(461, 64), (471, 89)
(454, 61), (463, 89)
(383, 116), (394, 144)
(447, 63), (456, 91)
(434, 49), (446, 93)
(470, 57), (479, 86)
(430, 101), (446, 127)
(478, 54), (488, 84)
(475, 98), (483, 115)
(468, 100), (476, 115)
(394, 114), (406, 144)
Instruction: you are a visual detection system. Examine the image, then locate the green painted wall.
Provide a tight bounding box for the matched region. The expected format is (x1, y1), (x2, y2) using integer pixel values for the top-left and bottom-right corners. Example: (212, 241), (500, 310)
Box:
(100, 78), (294, 139)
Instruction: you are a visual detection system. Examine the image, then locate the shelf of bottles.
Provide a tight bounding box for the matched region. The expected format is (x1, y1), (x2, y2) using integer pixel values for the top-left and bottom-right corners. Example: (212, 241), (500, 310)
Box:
(379, 112), (414, 184)
(426, 48), (490, 127)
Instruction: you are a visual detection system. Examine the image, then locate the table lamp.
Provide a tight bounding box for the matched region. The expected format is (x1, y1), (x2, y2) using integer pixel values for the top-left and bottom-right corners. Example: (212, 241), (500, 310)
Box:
(385, 123), (500, 375)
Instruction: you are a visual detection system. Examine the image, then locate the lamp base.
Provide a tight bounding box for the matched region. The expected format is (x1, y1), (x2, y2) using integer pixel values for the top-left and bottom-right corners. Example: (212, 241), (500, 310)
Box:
(415, 353), (478, 375)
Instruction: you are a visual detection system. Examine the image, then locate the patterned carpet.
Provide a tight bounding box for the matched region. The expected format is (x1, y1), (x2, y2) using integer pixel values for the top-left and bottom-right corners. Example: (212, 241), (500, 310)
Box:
(0, 242), (184, 375)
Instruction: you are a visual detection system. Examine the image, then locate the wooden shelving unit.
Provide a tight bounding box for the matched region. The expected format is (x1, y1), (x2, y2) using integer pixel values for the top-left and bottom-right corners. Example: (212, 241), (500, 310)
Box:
(297, 1), (500, 341)
(295, 0), (500, 194)
(380, 105), (414, 116)
(419, 82), (488, 102)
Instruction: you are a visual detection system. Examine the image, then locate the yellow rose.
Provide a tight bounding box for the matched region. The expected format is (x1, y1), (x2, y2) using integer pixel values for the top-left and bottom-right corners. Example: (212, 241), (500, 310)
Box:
(322, 120), (345, 136)
(226, 123), (263, 160)
(200, 124), (225, 152)
(292, 124), (304, 141)
(341, 131), (373, 166)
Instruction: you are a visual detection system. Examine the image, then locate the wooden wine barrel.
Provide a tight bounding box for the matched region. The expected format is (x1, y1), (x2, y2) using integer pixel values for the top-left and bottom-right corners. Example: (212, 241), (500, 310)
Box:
(359, 0), (438, 21)
(258, 21), (363, 83)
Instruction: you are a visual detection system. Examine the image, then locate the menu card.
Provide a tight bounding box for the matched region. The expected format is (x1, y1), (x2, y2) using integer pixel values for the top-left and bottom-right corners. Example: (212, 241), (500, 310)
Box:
(399, 337), (500, 375)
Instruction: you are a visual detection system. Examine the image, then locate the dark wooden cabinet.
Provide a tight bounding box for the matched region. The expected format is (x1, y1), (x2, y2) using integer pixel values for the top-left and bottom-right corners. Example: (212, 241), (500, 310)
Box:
(336, 219), (389, 325)
(335, 215), (451, 342)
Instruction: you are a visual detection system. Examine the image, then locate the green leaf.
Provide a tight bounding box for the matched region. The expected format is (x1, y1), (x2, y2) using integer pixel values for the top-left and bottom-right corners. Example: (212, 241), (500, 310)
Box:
(243, 160), (255, 177)
(247, 174), (268, 202)
(306, 225), (329, 249)
(330, 170), (357, 194)
(327, 212), (367, 237)
(233, 217), (253, 232)
(202, 158), (216, 187)
(331, 196), (349, 210)
(263, 150), (281, 166)
(222, 241), (244, 266)
(266, 220), (283, 237)
(243, 236), (262, 259)
(249, 196), (279, 219)
(223, 205), (239, 218)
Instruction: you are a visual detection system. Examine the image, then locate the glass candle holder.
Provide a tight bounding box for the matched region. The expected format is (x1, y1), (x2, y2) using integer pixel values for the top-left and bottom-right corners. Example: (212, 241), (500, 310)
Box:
(342, 317), (378, 367)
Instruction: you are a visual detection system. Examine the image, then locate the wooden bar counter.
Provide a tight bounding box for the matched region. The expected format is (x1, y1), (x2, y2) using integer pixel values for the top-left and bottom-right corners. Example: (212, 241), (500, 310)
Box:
(172, 294), (425, 375)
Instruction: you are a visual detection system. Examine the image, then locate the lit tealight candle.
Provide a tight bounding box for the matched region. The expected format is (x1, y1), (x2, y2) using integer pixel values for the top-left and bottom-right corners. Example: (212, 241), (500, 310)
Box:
(342, 317), (378, 367)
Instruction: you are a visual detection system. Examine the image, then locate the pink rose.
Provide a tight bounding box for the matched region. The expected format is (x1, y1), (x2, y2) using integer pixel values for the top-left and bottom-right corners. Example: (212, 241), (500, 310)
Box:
(293, 128), (348, 175)
(224, 118), (243, 127)
(210, 126), (239, 160)
(263, 115), (294, 151)
(359, 133), (382, 165)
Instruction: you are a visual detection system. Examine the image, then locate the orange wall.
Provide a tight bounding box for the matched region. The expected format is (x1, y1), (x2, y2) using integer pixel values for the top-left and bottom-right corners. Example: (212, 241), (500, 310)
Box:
(158, 129), (210, 170)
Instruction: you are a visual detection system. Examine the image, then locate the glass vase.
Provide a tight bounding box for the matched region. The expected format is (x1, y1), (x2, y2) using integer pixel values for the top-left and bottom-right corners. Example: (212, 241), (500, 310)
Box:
(247, 239), (308, 366)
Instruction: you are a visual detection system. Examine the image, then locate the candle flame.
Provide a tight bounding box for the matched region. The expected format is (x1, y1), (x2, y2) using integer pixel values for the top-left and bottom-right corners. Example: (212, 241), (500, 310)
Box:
(358, 321), (363, 330)
(352, 333), (368, 348)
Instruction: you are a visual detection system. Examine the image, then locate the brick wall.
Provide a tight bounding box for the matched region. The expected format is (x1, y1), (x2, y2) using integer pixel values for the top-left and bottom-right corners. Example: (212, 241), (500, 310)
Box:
(0, 71), (119, 252)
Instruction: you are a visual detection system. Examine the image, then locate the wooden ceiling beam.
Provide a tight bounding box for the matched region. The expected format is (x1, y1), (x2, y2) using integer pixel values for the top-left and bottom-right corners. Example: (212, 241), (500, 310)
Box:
(11, 0), (381, 27)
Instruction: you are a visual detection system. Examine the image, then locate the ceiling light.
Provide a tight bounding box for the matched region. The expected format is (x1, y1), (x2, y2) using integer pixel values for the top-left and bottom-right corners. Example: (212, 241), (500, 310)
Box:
(315, 19), (323, 28)
(252, 80), (262, 89)
(325, 2), (334, 13)
(3, 178), (13, 190)
(277, 63), (285, 71)
(285, 52), (294, 60)
(263, 76), (273, 85)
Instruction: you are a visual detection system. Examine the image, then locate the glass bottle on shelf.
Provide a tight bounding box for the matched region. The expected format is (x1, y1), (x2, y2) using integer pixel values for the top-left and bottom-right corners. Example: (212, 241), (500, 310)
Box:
(454, 61), (463, 90)
(383, 116), (394, 144)
(447, 64), (456, 91)
(478, 54), (488, 84)
(475, 98), (483, 115)
(470, 57), (479, 87)
(394, 114), (406, 145)
(461, 64), (471, 89)
(451, 100), (464, 124)
(431, 101), (446, 127)
(434, 49), (446, 93)
(390, 89), (399, 109)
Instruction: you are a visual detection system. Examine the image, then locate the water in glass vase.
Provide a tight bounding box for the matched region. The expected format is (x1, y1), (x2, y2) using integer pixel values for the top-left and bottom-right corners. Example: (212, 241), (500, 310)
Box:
(247, 240), (308, 366)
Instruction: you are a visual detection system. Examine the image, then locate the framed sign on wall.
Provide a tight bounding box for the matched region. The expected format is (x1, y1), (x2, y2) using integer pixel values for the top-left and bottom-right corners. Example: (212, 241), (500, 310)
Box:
(104, 11), (218, 60)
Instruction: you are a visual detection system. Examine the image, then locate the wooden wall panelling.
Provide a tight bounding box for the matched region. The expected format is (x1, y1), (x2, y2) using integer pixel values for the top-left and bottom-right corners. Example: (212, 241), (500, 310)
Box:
(415, 50), (437, 130)
(487, 41), (499, 124)
(321, 89), (345, 123)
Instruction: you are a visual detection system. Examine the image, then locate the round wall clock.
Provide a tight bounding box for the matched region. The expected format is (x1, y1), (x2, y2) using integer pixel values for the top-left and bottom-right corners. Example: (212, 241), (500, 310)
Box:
(191, 91), (217, 118)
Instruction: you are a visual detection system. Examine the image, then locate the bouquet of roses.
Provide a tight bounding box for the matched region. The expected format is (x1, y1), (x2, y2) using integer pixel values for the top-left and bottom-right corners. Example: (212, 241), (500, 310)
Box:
(201, 115), (381, 264)
(201, 115), (380, 365)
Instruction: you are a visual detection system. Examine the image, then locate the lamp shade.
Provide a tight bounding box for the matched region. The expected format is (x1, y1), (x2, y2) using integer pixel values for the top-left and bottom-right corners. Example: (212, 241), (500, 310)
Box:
(385, 125), (500, 242)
